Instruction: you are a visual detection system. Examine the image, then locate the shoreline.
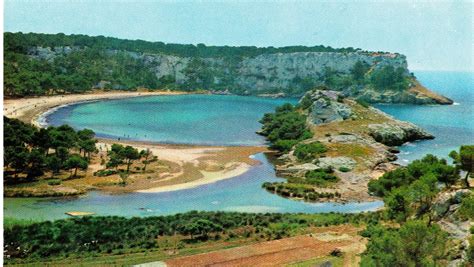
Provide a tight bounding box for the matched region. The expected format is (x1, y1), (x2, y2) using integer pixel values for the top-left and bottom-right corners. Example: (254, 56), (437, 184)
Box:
(3, 91), (267, 194)
(3, 90), (190, 126)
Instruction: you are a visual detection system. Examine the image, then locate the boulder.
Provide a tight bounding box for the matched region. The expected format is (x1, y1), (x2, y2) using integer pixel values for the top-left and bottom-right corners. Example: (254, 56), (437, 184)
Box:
(368, 122), (434, 146)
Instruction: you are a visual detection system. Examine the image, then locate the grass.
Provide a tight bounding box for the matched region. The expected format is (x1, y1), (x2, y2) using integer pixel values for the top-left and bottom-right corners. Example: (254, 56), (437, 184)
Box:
(326, 143), (374, 159)
(287, 256), (344, 267)
(4, 217), (39, 229)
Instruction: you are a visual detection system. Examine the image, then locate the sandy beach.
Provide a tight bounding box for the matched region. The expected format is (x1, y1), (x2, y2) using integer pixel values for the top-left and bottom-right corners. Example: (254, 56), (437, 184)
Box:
(4, 91), (267, 194)
(3, 90), (188, 126)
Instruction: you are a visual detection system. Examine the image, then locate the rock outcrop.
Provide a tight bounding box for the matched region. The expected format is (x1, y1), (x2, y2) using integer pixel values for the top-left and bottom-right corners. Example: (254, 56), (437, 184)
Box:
(301, 90), (352, 125)
(368, 121), (434, 146)
(432, 189), (473, 266)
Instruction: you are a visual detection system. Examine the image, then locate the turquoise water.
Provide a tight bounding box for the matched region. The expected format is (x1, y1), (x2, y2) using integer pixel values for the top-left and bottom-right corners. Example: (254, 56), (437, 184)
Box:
(46, 94), (298, 146)
(376, 71), (473, 164)
(3, 153), (383, 220)
(4, 71), (472, 220)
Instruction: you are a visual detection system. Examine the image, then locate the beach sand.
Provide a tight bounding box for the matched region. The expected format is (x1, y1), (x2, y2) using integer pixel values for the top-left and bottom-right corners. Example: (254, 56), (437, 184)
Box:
(4, 91), (268, 194)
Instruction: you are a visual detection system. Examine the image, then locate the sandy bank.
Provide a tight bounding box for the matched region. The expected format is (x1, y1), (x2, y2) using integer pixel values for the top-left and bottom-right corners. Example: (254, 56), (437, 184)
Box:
(136, 163), (251, 193)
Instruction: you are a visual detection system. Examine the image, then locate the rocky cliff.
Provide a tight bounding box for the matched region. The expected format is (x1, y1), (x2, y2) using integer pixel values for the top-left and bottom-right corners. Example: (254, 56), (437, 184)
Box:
(26, 46), (452, 104)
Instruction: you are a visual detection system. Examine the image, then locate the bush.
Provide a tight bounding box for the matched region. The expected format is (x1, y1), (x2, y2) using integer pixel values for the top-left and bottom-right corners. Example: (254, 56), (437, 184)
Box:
(94, 169), (117, 177)
(458, 194), (474, 220)
(294, 142), (327, 161)
(338, 166), (351, 172)
(259, 104), (313, 152)
(271, 140), (298, 153)
(47, 179), (61, 186)
(356, 99), (370, 108)
(330, 248), (343, 257)
(304, 169), (338, 186)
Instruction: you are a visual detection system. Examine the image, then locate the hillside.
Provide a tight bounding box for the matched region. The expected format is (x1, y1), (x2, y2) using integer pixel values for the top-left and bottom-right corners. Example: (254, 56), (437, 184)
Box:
(4, 32), (452, 104)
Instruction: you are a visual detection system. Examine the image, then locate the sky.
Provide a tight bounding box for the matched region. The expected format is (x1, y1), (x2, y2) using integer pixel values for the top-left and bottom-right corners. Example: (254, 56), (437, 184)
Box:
(4, 0), (473, 71)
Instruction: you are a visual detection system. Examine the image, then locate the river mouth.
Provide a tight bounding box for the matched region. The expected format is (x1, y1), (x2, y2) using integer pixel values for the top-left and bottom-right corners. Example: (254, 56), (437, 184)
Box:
(3, 153), (384, 221)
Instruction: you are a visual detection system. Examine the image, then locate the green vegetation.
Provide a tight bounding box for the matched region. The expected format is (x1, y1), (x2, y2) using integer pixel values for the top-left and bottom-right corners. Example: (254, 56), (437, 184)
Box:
(361, 148), (473, 265)
(469, 234), (474, 263)
(4, 217), (39, 230)
(304, 168), (338, 186)
(263, 167), (340, 200)
(338, 166), (351, 172)
(259, 104), (340, 200)
(355, 99), (371, 108)
(259, 103), (312, 152)
(287, 256), (344, 267)
(294, 142), (327, 162)
(361, 220), (448, 266)
(351, 60), (370, 83)
(262, 182), (340, 201)
(3, 117), (97, 183)
(4, 211), (381, 263)
(449, 145), (474, 188)
(457, 194), (474, 220)
(368, 154), (459, 197)
(368, 154), (461, 224)
(369, 65), (409, 91)
(102, 144), (154, 184)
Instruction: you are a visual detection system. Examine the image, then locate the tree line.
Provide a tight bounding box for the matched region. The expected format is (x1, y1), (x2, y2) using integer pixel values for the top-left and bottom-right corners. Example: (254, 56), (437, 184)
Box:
(4, 210), (381, 262)
(4, 117), (96, 182)
(5, 32), (361, 59)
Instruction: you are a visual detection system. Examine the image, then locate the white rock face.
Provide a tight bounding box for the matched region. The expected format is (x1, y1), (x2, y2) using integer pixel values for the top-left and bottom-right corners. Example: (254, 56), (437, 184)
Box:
(27, 46), (407, 90)
(236, 52), (407, 90)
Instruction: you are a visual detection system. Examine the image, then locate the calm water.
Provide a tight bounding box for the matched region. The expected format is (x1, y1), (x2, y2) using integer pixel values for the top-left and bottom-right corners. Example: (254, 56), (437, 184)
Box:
(45, 95), (298, 146)
(3, 153), (383, 220)
(4, 71), (472, 220)
(376, 71), (473, 164)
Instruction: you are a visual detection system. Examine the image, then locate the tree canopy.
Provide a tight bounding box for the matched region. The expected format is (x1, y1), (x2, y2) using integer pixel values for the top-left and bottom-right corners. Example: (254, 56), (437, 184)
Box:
(3, 117), (96, 182)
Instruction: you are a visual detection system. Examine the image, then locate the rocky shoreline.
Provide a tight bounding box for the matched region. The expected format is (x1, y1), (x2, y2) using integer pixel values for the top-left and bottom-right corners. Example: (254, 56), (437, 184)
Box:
(269, 89), (435, 202)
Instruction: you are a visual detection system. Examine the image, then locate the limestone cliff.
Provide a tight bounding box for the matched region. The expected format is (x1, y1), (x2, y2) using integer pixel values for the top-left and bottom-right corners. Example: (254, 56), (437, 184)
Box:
(26, 46), (452, 104)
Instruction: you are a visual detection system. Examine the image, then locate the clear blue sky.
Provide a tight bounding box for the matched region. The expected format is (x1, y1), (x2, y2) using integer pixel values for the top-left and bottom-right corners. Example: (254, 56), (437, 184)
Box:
(4, 0), (473, 71)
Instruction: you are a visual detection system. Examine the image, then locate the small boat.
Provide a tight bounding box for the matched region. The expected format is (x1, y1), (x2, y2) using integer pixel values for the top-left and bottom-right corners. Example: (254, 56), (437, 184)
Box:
(65, 211), (95, 217)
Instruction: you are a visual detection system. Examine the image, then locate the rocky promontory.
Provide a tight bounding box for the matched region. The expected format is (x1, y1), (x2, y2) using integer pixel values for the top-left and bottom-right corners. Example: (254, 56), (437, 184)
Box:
(268, 89), (435, 202)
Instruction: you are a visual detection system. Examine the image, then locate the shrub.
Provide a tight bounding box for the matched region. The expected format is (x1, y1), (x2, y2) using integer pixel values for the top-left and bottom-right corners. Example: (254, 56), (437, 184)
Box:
(305, 169), (338, 186)
(47, 179), (61, 186)
(94, 169), (117, 177)
(356, 99), (370, 108)
(458, 194), (474, 220)
(338, 166), (351, 172)
(294, 142), (327, 161)
(259, 104), (313, 153)
(271, 140), (298, 153)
